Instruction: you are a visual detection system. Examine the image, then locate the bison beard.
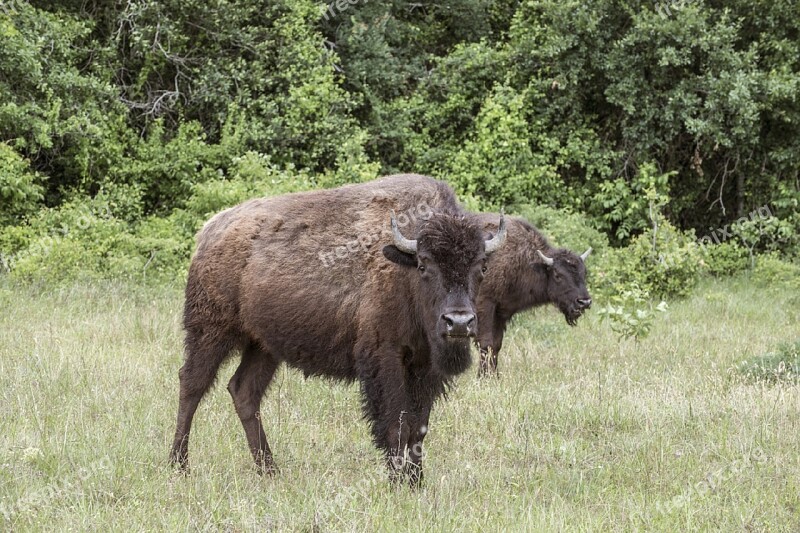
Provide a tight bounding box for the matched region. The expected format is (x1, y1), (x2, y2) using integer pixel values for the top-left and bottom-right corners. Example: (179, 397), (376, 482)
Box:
(560, 302), (587, 327)
(169, 174), (506, 486)
(433, 339), (473, 376)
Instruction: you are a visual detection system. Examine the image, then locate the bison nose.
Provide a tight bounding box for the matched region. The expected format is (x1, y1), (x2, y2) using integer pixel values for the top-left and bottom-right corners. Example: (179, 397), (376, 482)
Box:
(442, 312), (476, 337)
(577, 297), (592, 309)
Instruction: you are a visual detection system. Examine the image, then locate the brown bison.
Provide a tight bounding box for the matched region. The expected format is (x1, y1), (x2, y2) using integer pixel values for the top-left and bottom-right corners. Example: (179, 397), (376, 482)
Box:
(169, 174), (506, 484)
(470, 213), (592, 376)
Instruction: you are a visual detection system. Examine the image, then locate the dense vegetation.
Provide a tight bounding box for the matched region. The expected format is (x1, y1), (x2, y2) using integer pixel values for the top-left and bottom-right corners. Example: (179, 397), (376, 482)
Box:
(1, 0), (798, 299)
(2, 4), (799, 529)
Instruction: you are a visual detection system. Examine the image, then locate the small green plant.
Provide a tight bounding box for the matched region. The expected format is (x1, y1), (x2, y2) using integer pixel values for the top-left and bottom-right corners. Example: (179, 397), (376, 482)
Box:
(597, 284), (668, 342)
(592, 163), (702, 300)
(595, 220), (702, 301)
(737, 340), (800, 384)
(593, 162), (673, 244)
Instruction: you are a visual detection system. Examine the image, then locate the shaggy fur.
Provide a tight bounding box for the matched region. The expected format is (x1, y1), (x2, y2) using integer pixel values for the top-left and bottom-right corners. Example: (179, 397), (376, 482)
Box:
(169, 174), (501, 485)
(470, 213), (592, 376)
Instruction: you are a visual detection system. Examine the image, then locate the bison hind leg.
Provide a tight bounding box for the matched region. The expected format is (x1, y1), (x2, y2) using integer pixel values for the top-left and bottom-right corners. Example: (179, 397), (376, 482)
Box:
(227, 341), (280, 475)
(170, 327), (237, 472)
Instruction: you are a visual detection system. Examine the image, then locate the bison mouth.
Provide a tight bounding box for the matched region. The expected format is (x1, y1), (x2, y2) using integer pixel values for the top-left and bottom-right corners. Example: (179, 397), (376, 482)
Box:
(444, 333), (472, 339)
(561, 305), (586, 327)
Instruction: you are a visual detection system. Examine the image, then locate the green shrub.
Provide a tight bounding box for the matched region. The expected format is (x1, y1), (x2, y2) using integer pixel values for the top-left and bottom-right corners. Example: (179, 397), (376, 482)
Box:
(3, 194), (191, 284)
(511, 204), (610, 258)
(733, 214), (800, 261)
(110, 120), (231, 215)
(595, 220), (702, 300)
(737, 340), (800, 384)
(124, 216), (193, 281)
(0, 143), (44, 225)
(592, 163), (673, 244)
(448, 85), (561, 210)
(184, 152), (316, 226)
(0, 223), (38, 265)
(702, 241), (750, 277)
(750, 253), (800, 290)
(8, 213), (128, 284)
(597, 283), (668, 342)
(93, 182), (145, 224)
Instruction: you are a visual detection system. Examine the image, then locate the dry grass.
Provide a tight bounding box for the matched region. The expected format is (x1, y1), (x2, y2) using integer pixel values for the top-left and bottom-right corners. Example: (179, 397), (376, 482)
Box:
(1, 277), (798, 531)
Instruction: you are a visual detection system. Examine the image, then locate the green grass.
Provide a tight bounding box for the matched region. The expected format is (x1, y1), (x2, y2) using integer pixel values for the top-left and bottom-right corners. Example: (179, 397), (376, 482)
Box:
(1, 276), (799, 531)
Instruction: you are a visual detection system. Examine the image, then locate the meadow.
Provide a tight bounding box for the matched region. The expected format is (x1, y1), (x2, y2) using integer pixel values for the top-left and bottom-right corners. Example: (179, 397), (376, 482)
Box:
(1, 276), (798, 531)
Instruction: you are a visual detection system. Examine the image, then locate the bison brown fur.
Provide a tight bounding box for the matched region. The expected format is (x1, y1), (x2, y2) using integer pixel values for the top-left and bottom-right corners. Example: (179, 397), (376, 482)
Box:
(169, 174), (506, 484)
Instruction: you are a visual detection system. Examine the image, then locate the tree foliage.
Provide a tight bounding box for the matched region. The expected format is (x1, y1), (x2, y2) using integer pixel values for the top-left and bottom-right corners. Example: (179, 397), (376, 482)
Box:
(1, 0), (798, 283)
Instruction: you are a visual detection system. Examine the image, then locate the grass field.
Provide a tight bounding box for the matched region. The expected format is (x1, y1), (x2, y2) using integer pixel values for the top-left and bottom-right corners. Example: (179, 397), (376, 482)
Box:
(1, 276), (799, 531)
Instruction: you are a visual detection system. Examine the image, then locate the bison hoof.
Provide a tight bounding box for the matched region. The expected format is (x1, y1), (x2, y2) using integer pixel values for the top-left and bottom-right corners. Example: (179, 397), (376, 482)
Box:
(407, 467), (424, 489)
(477, 367), (499, 378)
(254, 453), (278, 476)
(256, 463), (278, 476)
(387, 462), (424, 488)
(169, 450), (190, 475)
(169, 460), (191, 477)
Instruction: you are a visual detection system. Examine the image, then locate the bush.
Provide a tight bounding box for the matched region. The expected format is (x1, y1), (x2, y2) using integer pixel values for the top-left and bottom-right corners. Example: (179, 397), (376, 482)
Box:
(592, 163), (673, 244)
(732, 214), (800, 261)
(2, 193), (192, 284)
(0, 142), (44, 225)
(183, 152), (316, 226)
(702, 241), (750, 277)
(750, 253), (800, 290)
(448, 85), (561, 210)
(511, 204), (610, 258)
(595, 220), (702, 300)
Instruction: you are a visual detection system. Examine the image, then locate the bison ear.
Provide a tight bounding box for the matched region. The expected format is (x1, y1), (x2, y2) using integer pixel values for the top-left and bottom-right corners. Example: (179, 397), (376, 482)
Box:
(382, 245), (417, 268)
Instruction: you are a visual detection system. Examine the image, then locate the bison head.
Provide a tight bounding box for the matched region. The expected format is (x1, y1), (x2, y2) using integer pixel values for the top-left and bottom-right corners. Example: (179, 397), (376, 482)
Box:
(535, 247), (592, 326)
(383, 212), (506, 376)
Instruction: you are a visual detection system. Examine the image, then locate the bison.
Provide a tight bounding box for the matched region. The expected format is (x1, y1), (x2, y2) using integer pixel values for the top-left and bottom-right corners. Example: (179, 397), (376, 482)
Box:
(470, 213), (592, 376)
(169, 174), (507, 484)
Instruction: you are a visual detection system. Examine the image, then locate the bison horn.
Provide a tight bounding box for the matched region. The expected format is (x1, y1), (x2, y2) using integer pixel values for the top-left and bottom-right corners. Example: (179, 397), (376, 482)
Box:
(580, 247), (592, 261)
(390, 210), (418, 254)
(536, 249), (555, 266)
(484, 213), (507, 255)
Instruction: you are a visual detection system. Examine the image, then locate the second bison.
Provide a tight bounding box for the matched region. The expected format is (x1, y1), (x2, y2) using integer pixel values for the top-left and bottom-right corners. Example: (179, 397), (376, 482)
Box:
(471, 213), (592, 376)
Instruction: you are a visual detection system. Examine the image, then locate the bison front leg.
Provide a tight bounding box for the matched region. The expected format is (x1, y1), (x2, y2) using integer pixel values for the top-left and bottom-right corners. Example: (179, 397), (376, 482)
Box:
(477, 303), (498, 377)
(478, 312), (507, 377)
(359, 360), (418, 485)
(383, 409), (434, 488)
(384, 409), (415, 483)
(381, 395), (436, 487)
(403, 402), (432, 487)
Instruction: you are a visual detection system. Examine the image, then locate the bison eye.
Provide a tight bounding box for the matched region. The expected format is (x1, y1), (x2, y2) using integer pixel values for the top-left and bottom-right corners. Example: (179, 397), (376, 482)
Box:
(418, 264), (426, 273)
(481, 265), (488, 275)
